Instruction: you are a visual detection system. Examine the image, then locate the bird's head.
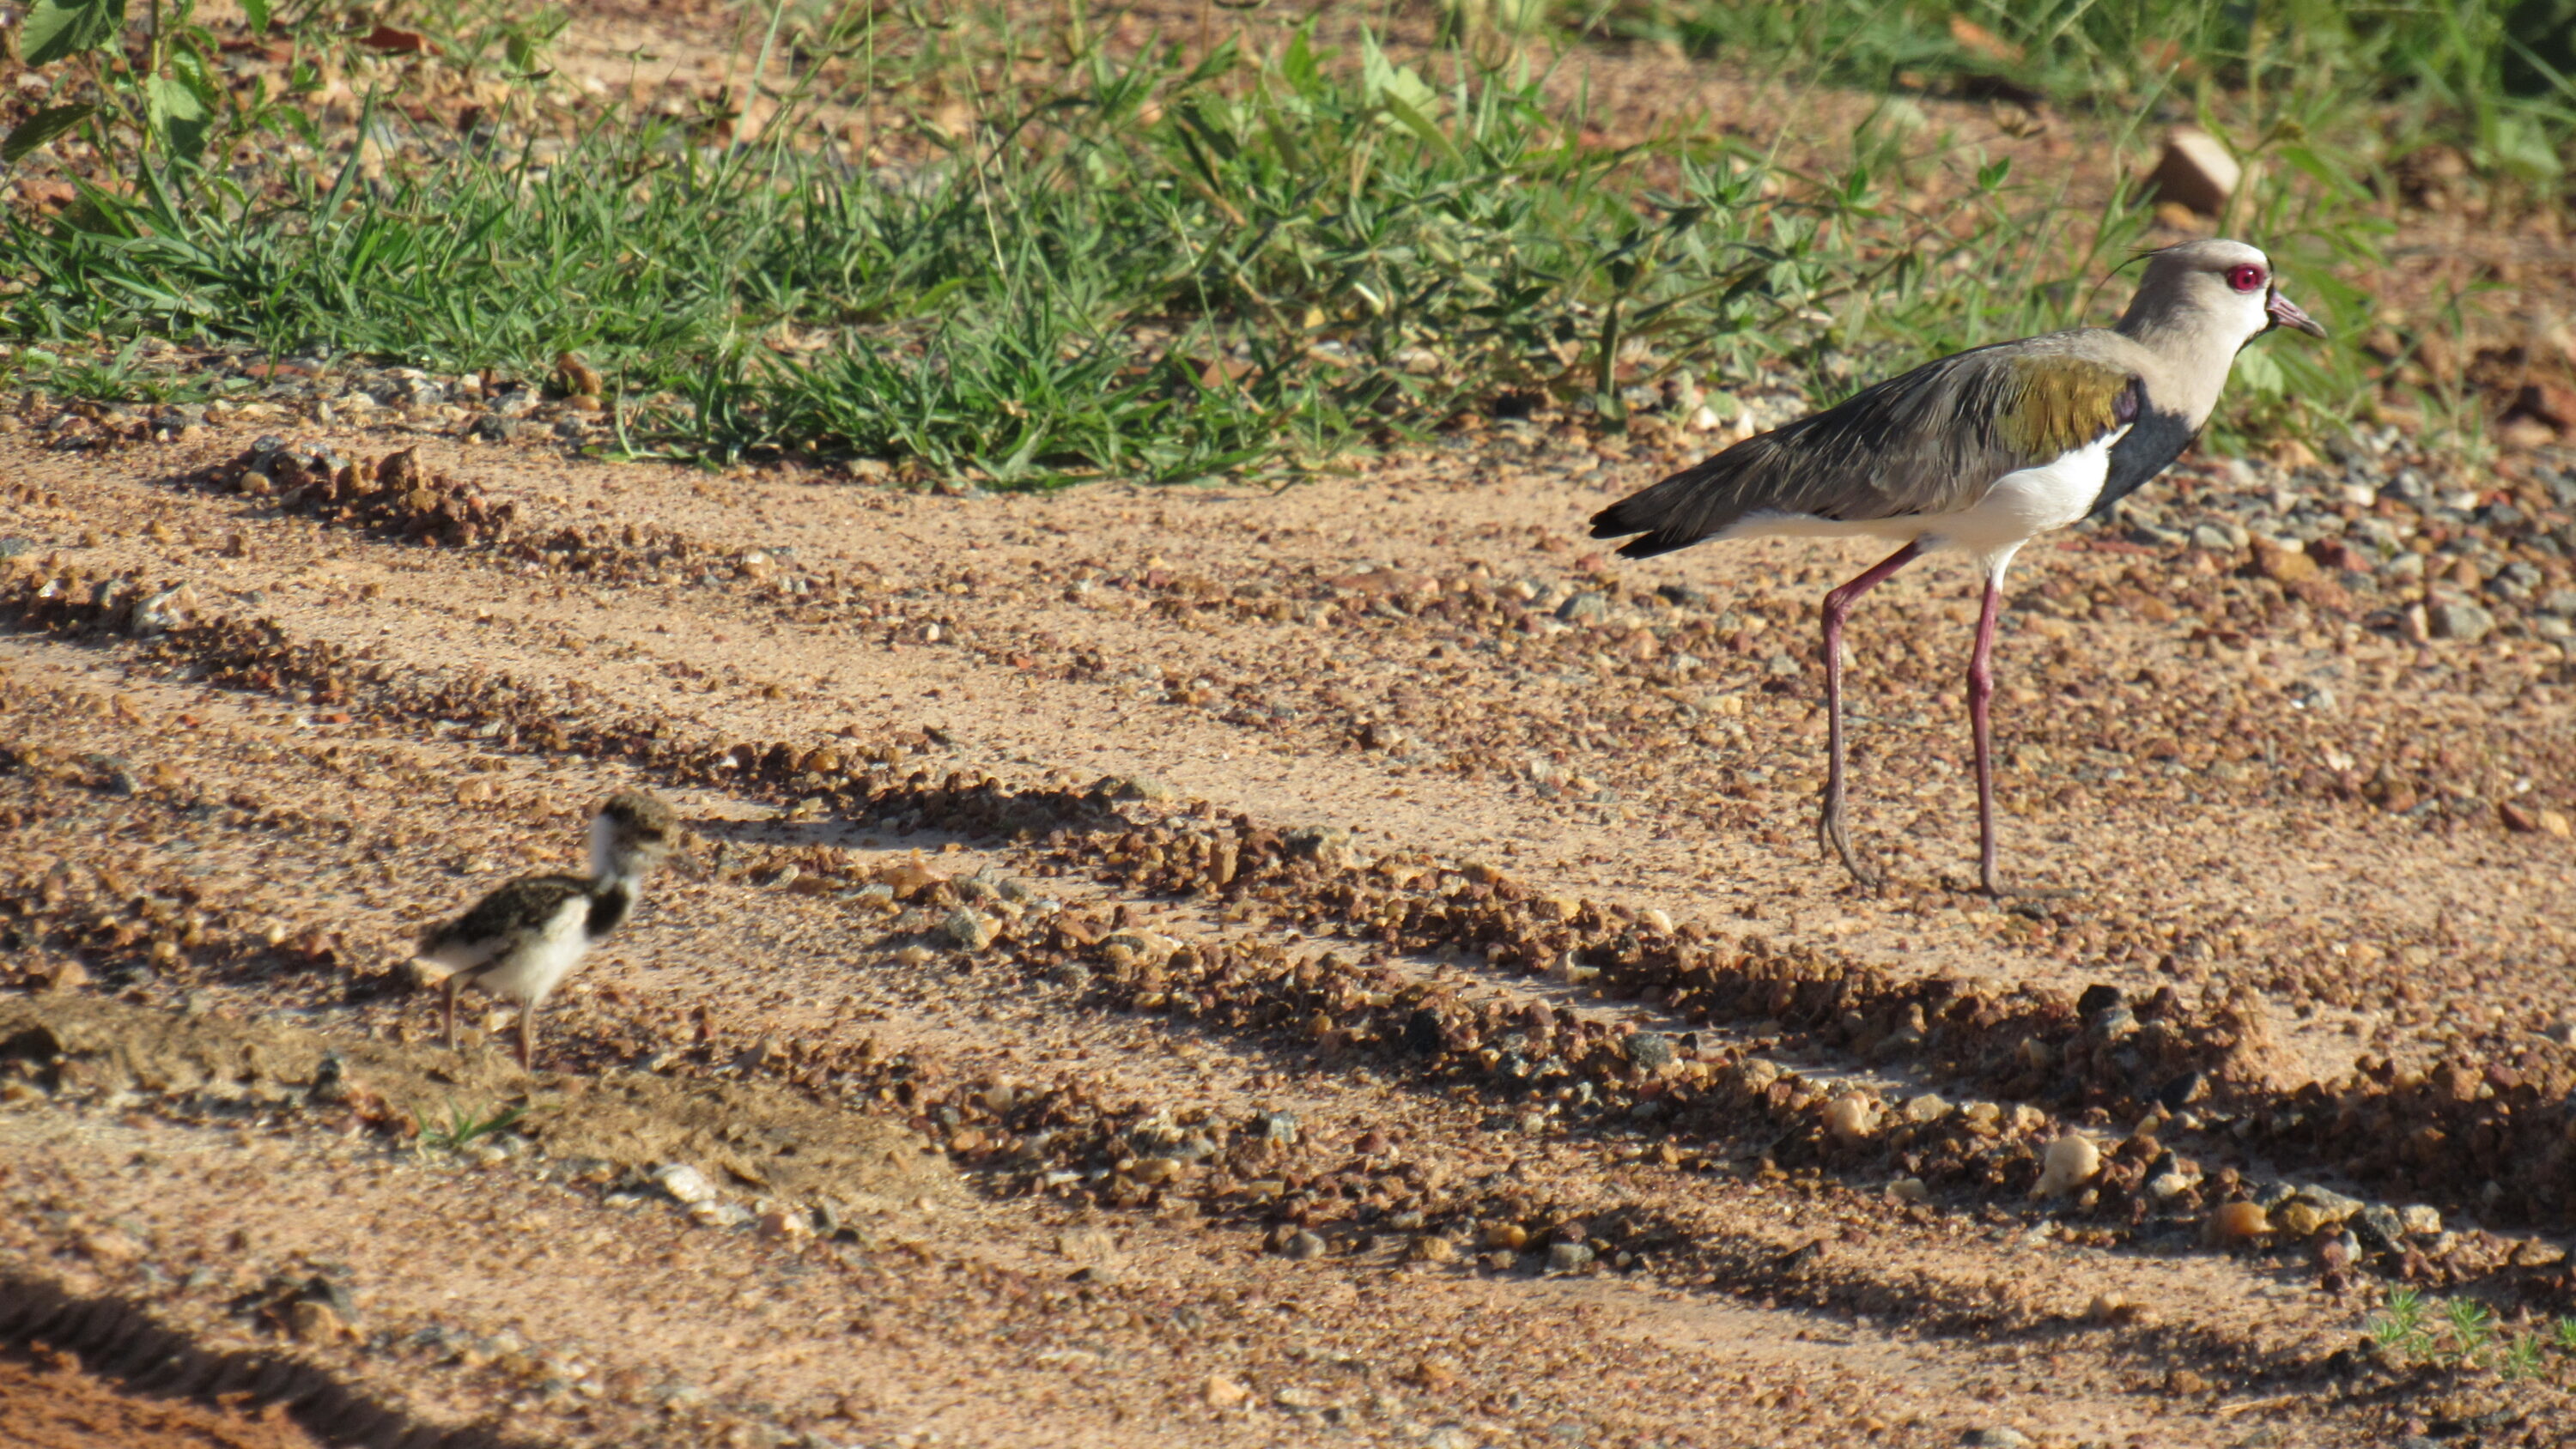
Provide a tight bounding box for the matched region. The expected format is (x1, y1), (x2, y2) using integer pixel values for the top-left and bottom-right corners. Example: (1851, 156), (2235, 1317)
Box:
(2126, 239), (2328, 347)
(591, 790), (681, 880)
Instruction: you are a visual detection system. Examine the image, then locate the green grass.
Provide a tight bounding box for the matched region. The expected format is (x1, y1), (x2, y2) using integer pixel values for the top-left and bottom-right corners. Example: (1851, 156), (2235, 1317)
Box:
(418, 1098), (528, 1152)
(2367, 1288), (2576, 1381)
(0, 0), (2517, 482)
(1597, 0), (2576, 175)
(2370, 1284), (2434, 1355)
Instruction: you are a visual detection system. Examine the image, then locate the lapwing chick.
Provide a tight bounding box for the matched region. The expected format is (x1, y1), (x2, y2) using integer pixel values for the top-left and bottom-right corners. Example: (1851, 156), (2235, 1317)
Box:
(418, 791), (677, 1070)
(1591, 239), (2327, 894)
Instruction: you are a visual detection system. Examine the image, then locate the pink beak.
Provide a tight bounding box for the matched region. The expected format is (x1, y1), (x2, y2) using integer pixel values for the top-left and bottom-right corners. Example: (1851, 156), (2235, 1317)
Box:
(2266, 289), (2328, 338)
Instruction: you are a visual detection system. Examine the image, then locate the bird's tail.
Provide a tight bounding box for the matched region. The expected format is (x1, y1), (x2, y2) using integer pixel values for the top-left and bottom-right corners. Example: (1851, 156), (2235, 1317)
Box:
(1589, 444), (1771, 559)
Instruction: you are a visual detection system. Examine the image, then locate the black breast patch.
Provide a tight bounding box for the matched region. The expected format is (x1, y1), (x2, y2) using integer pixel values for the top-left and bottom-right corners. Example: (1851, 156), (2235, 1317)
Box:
(2090, 404), (2196, 517)
(586, 883), (635, 939)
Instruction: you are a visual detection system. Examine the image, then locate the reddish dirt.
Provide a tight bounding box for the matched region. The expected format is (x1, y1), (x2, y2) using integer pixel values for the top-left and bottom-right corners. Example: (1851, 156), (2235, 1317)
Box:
(1, 400), (2572, 1446)
(0, 1348), (332, 1449)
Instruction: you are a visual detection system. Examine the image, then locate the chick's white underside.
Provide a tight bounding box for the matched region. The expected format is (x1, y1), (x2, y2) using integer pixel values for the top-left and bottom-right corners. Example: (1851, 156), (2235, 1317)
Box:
(422, 894), (595, 1009)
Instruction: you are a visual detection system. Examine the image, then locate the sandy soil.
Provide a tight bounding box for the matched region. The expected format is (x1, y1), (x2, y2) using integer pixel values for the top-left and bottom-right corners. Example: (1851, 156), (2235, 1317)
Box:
(2, 392), (2573, 1449)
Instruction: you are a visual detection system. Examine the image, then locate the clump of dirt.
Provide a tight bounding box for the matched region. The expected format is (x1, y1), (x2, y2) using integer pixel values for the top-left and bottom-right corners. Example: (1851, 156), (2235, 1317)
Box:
(2, 993), (337, 1095)
(0, 994), (956, 1210)
(0, 1343), (332, 1449)
(0, 1271), (518, 1449)
(207, 442), (696, 575)
(533, 1073), (956, 1206)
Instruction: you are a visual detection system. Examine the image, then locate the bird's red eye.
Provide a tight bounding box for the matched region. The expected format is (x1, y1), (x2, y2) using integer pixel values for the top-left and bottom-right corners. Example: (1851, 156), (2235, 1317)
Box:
(2227, 264), (2267, 293)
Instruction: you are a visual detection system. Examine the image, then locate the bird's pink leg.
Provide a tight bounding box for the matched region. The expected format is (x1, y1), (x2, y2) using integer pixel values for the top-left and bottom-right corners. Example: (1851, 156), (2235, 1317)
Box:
(1819, 541), (1923, 888)
(444, 975), (461, 1054)
(517, 1002), (538, 1073)
(1967, 570), (2006, 896)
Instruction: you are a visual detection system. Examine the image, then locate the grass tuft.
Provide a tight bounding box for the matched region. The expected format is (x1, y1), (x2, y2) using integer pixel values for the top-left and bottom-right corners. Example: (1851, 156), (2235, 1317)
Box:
(2366, 1291), (2576, 1384)
(418, 1098), (528, 1153)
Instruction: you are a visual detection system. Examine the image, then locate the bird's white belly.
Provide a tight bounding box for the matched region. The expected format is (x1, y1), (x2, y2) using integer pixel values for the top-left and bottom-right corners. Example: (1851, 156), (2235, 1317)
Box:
(473, 897), (595, 1008)
(1923, 429), (2123, 573)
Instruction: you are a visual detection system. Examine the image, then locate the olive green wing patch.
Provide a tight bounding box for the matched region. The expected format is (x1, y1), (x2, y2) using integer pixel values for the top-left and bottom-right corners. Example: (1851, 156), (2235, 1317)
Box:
(1996, 355), (2141, 460)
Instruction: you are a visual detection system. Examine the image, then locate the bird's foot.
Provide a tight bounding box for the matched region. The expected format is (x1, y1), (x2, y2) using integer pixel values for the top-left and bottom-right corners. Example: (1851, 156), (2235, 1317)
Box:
(1817, 815), (1882, 893)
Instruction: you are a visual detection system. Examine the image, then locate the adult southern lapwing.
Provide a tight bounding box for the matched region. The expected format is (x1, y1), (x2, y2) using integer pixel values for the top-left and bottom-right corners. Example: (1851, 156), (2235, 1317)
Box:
(1590, 239), (2326, 894)
(419, 791), (678, 1069)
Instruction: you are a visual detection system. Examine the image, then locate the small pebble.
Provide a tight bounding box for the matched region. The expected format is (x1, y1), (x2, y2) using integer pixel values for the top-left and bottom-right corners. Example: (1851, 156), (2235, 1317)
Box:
(2275, 1202), (2325, 1236)
(77, 1229), (145, 1264)
(1115, 774), (1176, 802)
(2353, 1204), (2406, 1256)
(1825, 1092), (1880, 1143)
(2032, 1134), (2099, 1197)
(939, 906), (995, 951)
(1056, 1227), (1118, 1263)
(286, 1300), (348, 1345)
(1281, 1230), (1327, 1261)
(654, 1163), (717, 1205)
(2209, 1201), (2271, 1245)
(690, 1201), (752, 1228)
(2427, 599), (2495, 642)
(2290, 1185), (2364, 1222)
(1626, 1031), (1677, 1072)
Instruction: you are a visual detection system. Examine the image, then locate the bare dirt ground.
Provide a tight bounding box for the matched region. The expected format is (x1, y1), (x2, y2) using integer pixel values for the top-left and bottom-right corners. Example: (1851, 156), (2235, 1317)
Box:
(5, 393), (2576, 1448)
(9, 6), (2576, 1449)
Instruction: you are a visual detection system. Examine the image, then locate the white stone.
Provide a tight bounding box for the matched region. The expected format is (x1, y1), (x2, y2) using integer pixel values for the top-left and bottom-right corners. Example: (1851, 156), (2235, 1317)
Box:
(2148, 128), (2239, 214)
(655, 1162), (717, 1205)
(2032, 1134), (2101, 1197)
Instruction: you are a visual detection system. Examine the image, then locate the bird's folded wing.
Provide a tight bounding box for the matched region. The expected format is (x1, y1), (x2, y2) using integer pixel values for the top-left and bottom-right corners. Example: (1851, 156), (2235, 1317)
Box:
(1592, 338), (2143, 558)
(422, 874), (592, 961)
